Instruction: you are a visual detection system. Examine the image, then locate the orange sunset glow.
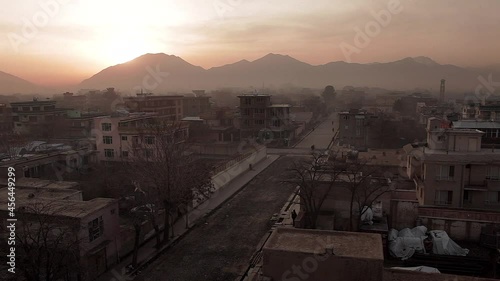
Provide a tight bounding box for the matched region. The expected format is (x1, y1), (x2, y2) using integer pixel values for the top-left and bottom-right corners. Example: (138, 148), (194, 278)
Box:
(1, 0), (500, 87)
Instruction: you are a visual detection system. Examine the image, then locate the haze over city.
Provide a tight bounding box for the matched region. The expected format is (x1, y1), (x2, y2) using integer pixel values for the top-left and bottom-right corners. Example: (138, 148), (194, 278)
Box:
(1, 0), (500, 87)
(2, 1), (500, 281)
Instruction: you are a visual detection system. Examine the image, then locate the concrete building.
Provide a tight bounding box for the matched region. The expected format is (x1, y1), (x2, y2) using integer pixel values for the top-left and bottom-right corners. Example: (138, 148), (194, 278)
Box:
(93, 113), (189, 162)
(337, 109), (377, 150)
(0, 179), (120, 281)
(261, 227), (384, 281)
(57, 92), (88, 111)
(10, 99), (69, 135)
(238, 93), (293, 142)
(453, 120), (500, 148)
(407, 117), (500, 210)
(186, 107), (239, 143)
(182, 93), (211, 117)
(0, 144), (95, 179)
(0, 103), (12, 135)
(123, 93), (183, 121)
(249, 227), (498, 281)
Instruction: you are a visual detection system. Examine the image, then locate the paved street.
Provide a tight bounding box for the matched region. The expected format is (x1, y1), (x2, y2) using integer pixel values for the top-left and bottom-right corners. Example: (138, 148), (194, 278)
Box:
(268, 114), (337, 156)
(295, 114), (337, 150)
(135, 156), (298, 281)
(133, 116), (336, 281)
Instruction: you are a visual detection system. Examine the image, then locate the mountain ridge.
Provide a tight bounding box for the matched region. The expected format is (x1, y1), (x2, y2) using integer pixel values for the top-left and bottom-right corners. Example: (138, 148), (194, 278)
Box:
(2, 54), (499, 95)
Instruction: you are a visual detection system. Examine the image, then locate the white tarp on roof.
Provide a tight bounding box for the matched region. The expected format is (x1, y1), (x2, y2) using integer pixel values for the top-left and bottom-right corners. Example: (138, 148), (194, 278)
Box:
(429, 230), (469, 256)
(388, 226), (427, 260)
(388, 226), (469, 260)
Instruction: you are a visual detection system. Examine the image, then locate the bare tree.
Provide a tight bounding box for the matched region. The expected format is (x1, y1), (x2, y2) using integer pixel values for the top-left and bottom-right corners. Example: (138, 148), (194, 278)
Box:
(342, 159), (392, 231)
(126, 120), (214, 246)
(2, 201), (84, 281)
(286, 153), (344, 229)
(0, 132), (29, 160)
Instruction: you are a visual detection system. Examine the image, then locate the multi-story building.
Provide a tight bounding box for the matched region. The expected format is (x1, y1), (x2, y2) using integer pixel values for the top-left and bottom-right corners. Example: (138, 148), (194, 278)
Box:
(10, 99), (69, 135)
(453, 120), (500, 148)
(238, 93), (292, 141)
(0, 103), (12, 135)
(0, 144), (95, 179)
(57, 92), (88, 111)
(407, 117), (500, 210)
(123, 93), (183, 121)
(0, 178), (119, 281)
(182, 93), (211, 117)
(187, 107), (239, 143)
(93, 113), (189, 162)
(337, 109), (377, 150)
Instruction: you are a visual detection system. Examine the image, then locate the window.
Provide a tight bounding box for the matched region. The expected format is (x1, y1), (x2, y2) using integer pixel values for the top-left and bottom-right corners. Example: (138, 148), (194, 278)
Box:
(243, 98), (251, 105)
(102, 123), (112, 131)
(145, 136), (155, 144)
(104, 149), (114, 158)
(122, 151), (129, 158)
(110, 209), (116, 215)
(32, 106), (40, 111)
(463, 190), (472, 204)
(436, 165), (454, 180)
(144, 149), (153, 158)
(12, 116), (19, 122)
(342, 115), (350, 120)
(132, 136), (139, 144)
(435, 190), (453, 205)
(486, 166), (500, 180)
(121, 136), (128, 141)
(356, 128), (361, 136)
(254, 120), (265, 125)
(22, 107), (30, 112)
(486, 191), (500, 205)
(88, 216), (104, 242)
(29, 116), (37, 122)
(103, 136), (113, 144)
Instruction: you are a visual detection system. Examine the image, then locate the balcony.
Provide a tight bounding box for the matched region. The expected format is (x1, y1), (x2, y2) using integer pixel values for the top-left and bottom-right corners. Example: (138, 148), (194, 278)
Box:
(464, 180), (488, 191)
(434, 200), (452, 206)
(484, 201), (500, 206)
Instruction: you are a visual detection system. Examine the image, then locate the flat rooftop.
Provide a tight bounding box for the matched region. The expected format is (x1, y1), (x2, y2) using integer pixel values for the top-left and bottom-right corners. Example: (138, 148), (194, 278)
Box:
(453, 120), (500, 129)
(237, 94), (270, 97)
(0, 187), (80, 203)
(0, 195), (116, 219)
(0, 178), (79, 190)
(413, 147), (500, 162)
(264, 227), (384, 260)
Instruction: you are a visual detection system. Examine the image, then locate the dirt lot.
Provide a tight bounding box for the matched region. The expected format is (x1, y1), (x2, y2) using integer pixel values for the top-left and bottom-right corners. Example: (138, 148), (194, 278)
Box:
(136, 156), (299, 281)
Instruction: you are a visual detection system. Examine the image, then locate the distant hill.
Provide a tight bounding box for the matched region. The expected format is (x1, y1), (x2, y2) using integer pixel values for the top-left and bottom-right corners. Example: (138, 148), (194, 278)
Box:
(0, 71), (50, 95)
(78, 53), (500, 94)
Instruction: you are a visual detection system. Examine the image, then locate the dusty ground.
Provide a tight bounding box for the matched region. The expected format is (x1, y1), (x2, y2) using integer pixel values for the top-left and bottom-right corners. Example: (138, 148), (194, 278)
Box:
(135, 156), (299, 281)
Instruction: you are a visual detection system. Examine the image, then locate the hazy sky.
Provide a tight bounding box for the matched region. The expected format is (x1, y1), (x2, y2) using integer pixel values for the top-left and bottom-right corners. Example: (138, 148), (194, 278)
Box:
(1, 0), (500, 86)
